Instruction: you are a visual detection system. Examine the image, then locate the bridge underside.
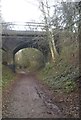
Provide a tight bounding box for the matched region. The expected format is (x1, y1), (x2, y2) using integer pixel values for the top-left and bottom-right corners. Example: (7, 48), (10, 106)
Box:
(2, 30), (49, 71)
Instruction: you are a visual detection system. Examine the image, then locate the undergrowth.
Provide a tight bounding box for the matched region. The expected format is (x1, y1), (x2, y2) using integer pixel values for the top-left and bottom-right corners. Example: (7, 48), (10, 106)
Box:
(2, 65), (16, 89)
(37, 42), (79, 93)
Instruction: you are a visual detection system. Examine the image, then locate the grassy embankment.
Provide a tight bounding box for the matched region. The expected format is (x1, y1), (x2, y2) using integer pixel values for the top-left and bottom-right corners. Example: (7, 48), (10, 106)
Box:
(1, 49), (16, 89)
(37, 36), (79, 93)
(2, 65), (16, 89)
(0, 64), (1, 88)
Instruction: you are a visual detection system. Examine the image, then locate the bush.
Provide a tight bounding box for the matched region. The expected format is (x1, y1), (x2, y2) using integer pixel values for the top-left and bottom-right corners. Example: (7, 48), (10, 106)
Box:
(2, 65), (16, 89)
(64, 80), (76, 93)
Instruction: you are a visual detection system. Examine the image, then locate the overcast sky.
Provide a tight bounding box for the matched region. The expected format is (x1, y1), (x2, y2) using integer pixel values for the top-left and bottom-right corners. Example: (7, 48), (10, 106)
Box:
(1, 0), (41, 22)
(1, 0), (79, 23)
(1, 0), (64, 23)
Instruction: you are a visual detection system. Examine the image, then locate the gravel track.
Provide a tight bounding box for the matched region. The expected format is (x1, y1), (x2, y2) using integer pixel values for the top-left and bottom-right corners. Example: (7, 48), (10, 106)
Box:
(2, 72), (63, 118)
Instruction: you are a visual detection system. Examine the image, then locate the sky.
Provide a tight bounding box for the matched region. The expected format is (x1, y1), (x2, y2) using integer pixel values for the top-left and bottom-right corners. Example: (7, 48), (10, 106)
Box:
(1, 0), (78, 23)
(1, 0), (63, 23)
(1, 0), (77, 31)
(1, 0), (42, 22)
(1, 0), (57, 30)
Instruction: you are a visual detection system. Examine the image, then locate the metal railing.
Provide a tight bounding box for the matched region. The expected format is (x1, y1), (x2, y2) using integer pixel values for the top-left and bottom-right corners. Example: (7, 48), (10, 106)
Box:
(2, 22), (46, 31)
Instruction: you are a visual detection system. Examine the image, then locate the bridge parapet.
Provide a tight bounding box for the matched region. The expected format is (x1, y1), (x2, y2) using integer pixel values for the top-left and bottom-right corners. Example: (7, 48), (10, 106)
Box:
(2, 22), (46, 31)
(2, 29), (46, 37)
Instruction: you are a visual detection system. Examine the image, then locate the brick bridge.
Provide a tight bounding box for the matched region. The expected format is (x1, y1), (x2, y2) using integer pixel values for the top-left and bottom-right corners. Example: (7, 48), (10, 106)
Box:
(2, 22), (49, 71)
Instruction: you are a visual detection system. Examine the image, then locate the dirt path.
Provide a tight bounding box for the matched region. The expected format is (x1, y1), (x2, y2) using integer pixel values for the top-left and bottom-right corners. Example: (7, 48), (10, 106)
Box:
(2, 72), (63, 118)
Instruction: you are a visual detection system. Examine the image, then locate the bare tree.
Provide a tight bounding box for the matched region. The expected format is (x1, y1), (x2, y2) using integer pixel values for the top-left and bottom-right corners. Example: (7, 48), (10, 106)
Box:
(38, 0), (58, 61)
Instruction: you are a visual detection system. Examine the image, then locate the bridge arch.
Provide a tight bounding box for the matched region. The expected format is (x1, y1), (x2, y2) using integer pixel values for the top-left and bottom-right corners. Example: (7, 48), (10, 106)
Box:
(12, 41), (49, 71)
(13, 40), (49, 57)
(15, 47), (45, 71)
(2, 29), (50, 72)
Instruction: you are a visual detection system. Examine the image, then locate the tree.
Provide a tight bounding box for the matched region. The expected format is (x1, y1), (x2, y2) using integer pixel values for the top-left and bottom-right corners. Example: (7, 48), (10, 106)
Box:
(60, 1), (79, 32)
(38, 0), (58, 61)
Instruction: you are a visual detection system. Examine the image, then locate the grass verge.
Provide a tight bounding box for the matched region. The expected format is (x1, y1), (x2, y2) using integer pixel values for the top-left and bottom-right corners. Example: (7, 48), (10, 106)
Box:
(2, 65), (16, 90)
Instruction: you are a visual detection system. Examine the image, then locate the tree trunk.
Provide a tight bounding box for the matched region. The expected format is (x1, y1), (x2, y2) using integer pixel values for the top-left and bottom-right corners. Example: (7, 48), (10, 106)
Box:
(40, 1), (58, 61)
